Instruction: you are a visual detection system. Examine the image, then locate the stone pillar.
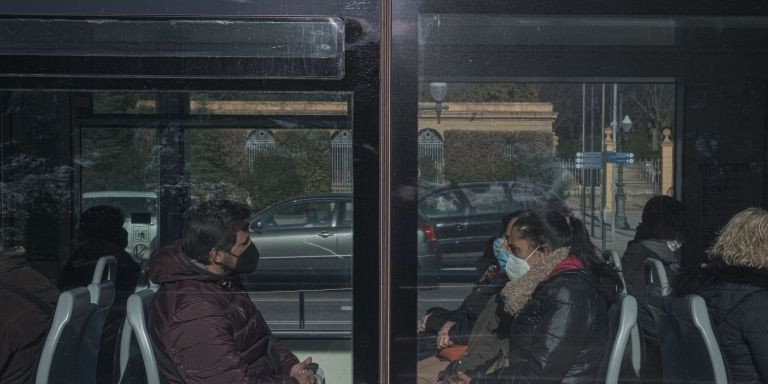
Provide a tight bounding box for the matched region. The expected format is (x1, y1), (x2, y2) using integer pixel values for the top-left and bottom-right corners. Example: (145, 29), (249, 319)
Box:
(604, 127), (614, 212)
(661, 128), (674, 196)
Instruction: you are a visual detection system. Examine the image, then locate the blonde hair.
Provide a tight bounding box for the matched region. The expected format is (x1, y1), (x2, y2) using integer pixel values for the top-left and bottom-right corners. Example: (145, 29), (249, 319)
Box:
(708, 207), (768, 269)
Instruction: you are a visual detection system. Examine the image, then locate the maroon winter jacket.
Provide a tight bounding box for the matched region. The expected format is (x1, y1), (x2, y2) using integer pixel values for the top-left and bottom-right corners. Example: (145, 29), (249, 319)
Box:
(148, 241), (300, 384)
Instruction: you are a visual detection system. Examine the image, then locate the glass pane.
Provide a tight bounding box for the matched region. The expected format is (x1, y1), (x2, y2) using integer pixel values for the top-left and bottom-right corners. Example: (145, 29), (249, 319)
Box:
(80, 127), (159, 261)
(1, 89), (353, 384)
(186, 91), (354, 383)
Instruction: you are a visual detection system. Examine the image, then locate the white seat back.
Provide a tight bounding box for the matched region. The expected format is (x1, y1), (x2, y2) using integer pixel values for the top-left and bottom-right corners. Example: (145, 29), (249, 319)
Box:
(605, 294), (638, 384)
(669, 294), (729, 384)
(126, 289), (161, 384)
(35, 287), (95, 384)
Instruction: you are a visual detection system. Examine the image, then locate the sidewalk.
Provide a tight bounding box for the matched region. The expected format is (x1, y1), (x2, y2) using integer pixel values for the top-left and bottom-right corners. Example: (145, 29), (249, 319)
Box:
(577, 210), (642, 256)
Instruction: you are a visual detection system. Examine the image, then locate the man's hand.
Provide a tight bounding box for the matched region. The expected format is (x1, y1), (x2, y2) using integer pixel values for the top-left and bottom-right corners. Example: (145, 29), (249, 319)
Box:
(417, 314), (430, 333)
(437, 321), (456, 349)
(290, 357), (316, 384)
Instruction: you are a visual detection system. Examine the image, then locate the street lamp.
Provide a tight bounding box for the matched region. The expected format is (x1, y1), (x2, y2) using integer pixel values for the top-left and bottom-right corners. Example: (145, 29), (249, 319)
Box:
(420, 82), (449, 123)
(615, 115), (632, 230)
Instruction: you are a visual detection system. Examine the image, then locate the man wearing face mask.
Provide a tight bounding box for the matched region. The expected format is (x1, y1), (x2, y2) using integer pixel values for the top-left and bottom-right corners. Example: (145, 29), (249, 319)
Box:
(621, 195), (685, 383)
(149, 200), (315, 384)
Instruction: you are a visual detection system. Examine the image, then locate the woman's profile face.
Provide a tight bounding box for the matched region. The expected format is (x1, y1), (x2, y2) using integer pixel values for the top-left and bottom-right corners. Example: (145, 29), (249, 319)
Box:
(506, 225), (547, 266)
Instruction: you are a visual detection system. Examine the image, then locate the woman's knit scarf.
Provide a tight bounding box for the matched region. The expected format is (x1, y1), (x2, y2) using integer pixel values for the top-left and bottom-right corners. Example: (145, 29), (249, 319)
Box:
(500, 247), (571, 315)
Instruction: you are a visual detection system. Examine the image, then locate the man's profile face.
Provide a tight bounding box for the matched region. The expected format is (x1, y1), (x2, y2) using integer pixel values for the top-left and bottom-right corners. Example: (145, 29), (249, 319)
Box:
(216, 230), (252, 273)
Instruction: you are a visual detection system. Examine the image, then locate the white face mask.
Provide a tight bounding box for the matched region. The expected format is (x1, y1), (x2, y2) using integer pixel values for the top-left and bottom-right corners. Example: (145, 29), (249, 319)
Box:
(504, 245), (540, 281)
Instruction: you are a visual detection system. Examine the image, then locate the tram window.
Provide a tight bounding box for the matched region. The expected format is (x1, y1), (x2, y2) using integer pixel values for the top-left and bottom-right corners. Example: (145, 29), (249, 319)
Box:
(1, 89), (354, 382)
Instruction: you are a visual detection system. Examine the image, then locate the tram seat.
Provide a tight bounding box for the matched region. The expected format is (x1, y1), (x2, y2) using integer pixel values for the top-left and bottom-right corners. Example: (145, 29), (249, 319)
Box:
(603, 293), (639, 384)
(644, 258), (685, 382)
(603, 249), (642, 376)
(35, 287), (95, 384)
(668, 294), (730, 384)
(123, 289), (162, 384)
(79, 256), (118, 383)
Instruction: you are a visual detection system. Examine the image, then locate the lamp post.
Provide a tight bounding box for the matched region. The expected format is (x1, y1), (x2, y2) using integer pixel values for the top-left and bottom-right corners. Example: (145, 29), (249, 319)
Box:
(420, 82), (449, 123)
(615, 115), (632, 230)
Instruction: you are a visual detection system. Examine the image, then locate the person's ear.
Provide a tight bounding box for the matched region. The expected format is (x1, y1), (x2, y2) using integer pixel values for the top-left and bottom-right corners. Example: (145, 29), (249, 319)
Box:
(209, 248), (226, 265)
(538, 246), (552, 257)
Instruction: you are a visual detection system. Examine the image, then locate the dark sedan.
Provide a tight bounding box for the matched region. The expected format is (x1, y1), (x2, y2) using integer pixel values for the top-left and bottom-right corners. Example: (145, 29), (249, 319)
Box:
(418, 181), (570, 268)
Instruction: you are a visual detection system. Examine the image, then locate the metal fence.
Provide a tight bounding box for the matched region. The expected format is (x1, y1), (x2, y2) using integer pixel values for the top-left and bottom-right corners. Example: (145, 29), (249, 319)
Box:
(418, 128), (445, 186)
(331, 130), (353, 193)
(560, 157), (661, 212)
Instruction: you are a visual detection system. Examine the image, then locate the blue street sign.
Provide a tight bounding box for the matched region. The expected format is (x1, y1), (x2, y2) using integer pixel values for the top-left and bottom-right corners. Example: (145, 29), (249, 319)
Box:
(608, 152), (635, 160)
(575, 157), (602, 163)
(612, 158), (635, 164)
(576, 151), (602, 158)
(575, 163), (602, 169)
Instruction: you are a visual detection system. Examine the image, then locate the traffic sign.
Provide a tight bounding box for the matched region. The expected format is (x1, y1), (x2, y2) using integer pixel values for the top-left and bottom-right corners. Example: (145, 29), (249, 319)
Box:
(608, 152), (634, 160)
(576, 163), (602, 169)
(575, 157), (602, 164)
(612, 158), (635, 164)
(576, 151), (602, 158)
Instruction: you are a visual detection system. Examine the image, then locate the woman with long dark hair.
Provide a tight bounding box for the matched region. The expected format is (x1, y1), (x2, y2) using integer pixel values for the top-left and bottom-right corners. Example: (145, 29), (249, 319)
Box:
(454, 209), (621, 384)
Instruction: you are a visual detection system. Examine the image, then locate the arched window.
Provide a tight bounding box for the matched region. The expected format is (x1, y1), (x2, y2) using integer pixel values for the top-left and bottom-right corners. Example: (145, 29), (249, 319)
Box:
(418, 128), (444, 186)
(245, 130), (276, 168)
(331, 130), (353, 192)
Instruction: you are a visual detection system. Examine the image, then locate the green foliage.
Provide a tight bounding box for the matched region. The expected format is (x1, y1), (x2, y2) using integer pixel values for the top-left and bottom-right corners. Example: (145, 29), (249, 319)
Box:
(80, 128), (156, 192)
(92, 92), (156, 114)
(419, 83), (539, 102)
(273, 131), (332, 195)
(248, 150), (304, 212)
(442, 130), (560, 186)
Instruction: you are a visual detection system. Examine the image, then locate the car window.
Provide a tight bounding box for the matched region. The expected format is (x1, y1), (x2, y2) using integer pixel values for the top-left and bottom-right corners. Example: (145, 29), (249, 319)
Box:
(340, 201), (353, 226)
(263, 201), (336, 229)
(461, 184), (506, 215)
(419, 190), (466, 218)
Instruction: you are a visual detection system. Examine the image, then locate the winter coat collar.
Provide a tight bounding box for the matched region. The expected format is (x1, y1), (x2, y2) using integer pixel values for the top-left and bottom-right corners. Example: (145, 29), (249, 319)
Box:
(671, 259), (768, 297)
(0, 246), (29, 273)
(547, 254), (585, 278)
(500, 247), (570, 315)
(148, 240), (235, 289)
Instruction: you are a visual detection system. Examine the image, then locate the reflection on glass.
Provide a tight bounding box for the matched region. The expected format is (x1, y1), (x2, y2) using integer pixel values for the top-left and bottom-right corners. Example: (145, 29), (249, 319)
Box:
(92, 92), (157, 114)
(80, 127), (159, 260)
(187, 92), (354, 383)
(416, 80), (677, 383)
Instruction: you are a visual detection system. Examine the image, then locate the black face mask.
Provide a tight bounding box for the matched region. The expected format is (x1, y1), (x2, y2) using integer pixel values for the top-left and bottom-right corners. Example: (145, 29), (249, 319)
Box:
(228, 243), (260, 274)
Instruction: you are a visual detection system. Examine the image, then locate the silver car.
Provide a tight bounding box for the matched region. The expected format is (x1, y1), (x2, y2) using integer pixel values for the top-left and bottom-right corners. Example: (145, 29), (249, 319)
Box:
(249, 193), (440, 270)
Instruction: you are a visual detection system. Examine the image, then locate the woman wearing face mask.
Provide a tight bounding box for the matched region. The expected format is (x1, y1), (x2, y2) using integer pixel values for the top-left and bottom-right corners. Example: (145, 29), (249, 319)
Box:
(416, 212), (522, 383)
(453, 209), (622, 384)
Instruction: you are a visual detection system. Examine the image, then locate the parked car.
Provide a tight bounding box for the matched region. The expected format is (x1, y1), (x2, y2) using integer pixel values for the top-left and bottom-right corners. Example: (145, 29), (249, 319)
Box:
(418, 181), (570, 268)
(81, 191), (158, 261)
(249, 193), (440, 270)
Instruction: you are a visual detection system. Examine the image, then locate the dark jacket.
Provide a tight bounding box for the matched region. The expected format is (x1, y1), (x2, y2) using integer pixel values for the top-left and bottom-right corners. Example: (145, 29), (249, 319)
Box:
(148, 241), (300, 384)
(0, 247), (60, 384)
(59, 238), (141, 383)
(474, 268), (618, 384)
(671, 261), (768, 384)
(621, 239), (680, 342)
(425, 266), (509, 345)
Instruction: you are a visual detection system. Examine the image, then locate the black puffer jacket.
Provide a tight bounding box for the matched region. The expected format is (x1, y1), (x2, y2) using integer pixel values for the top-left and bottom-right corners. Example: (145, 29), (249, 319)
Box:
(474, 268), (618, 384)
(671, 261), (768, 384)
(424, 266), (509, 344)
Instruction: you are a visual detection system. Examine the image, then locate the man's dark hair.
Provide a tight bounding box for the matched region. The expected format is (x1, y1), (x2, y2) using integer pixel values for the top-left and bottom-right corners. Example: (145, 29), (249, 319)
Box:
(182, 200), (251, 264)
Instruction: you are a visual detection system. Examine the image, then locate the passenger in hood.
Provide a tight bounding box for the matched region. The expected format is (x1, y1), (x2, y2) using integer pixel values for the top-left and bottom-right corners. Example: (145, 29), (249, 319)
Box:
(149, 200), (315, 384)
